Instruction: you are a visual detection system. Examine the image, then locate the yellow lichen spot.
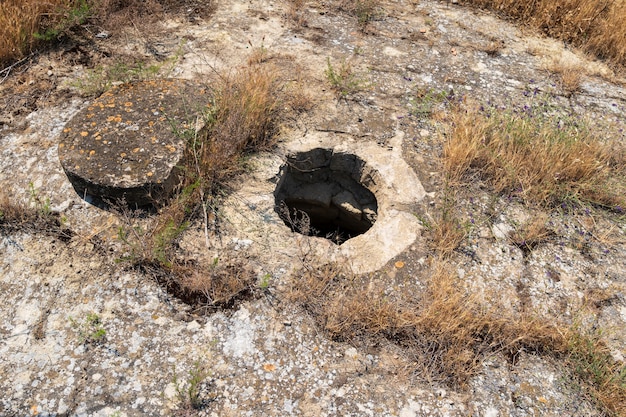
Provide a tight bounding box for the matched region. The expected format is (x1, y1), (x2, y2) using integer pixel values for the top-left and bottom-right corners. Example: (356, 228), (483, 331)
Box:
(80, 131), (89, 137)
(120, 152), (127, 158)
(59, 143), (65, 148)
(124, 102), (133, 107)
(87, 107), (94, 111)
(148, 121), (154, 127)
(89, 150), (96, 157)
(86, 113), (94, 119)
(165, 145), (176, 153)
(106, 103), (116, 108)
(150, 136), (157, 143)
(95, 135), (102, 141)
(146, 172), (153, 177)
(132, 148), (140, 153)
(263, 363), (276, 372)
(63, 127), (71, 133)
(75, 165), (80, 169)
(79, 149), (85, 154)
(91, 121), (97, 126)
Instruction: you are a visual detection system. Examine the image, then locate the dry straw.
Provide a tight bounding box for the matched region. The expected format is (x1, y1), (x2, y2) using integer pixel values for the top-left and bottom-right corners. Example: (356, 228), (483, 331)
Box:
(463, 0), (626, 68)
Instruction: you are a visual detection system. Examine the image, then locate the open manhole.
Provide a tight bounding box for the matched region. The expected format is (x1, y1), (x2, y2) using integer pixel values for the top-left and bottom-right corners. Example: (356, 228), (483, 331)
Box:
(274, 148), (378, 245)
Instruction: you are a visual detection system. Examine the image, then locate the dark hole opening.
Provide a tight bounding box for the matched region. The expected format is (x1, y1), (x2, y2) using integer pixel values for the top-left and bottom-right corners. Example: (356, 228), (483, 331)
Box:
(274, 148), (378, 245)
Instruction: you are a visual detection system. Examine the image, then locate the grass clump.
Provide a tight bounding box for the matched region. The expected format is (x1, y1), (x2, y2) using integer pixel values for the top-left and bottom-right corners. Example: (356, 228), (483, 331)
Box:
(292, 261), (626, 415)
(69, 312), (106, 346)
(0, 0), (90, 65)
(0, 189), (73, 241)
(324, 57), (370, 98)
(334, 0), (383, 31)
(442, 101), (626, 210)
(461, 0), (626, 68)
(566, 329), (626, 415)
(172, 360), (212, 413)
(194, 65), (281, 182)
(423, 185), (468, 257)
(409, 88), (452, 117)
(293, 262), (563, 385)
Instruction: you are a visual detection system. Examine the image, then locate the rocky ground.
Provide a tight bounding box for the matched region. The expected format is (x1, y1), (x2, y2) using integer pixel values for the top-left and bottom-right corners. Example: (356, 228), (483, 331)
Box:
(1, 0), (626, 416)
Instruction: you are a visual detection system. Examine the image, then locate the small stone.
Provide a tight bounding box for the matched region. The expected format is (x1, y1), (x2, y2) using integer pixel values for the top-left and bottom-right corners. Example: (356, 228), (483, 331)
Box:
(187, 320), (201, 331)
(345, 347), (358, 358)
(332, 191), (362, 220)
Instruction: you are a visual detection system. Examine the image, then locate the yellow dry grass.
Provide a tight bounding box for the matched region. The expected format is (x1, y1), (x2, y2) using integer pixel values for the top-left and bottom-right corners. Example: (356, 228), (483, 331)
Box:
(292, 260), (626, 415)
(508, 211), (554, 253)
(293, 262), (564, 384)
(463, 0), (626, 68)
(0, 0), (78, 65)
(442, 102), (626, 209)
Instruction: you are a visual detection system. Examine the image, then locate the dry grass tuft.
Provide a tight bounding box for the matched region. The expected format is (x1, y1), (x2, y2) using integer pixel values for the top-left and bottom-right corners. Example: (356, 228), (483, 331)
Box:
(0, 0), (217, 66)
(194, 65), (281, 185)
(508, 212), (554, 254)
(292, 261), (564, 385)
(0, 0), (82, 65)
(0, 191), (74, 241)
(442, 102), (626, 210)
(426, 188), (467, 257)
(334, 0), (383, 31)
(557, 67), (583, 95)
(429, 215), (466, 257)
(462, 0), (626, 68)
(565, 327), (626, 416)
(286, 0), (308, 27)
(292, 260), (626, 415)
(546, 58), (584, 95)
(116, 205), (257, 311)
(142, 258), (257, 311)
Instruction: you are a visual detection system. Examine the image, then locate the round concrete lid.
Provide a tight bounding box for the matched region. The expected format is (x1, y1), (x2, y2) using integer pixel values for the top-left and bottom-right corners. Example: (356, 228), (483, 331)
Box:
(58, 79), (210, 206)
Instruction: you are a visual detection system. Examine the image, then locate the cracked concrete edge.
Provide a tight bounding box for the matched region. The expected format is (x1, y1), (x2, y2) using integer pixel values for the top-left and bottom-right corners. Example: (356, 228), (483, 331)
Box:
(238, 126), (426, 274)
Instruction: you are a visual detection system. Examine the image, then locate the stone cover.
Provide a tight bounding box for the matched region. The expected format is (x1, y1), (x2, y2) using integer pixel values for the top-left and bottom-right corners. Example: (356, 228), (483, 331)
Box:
(58, 79), (210, 206)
